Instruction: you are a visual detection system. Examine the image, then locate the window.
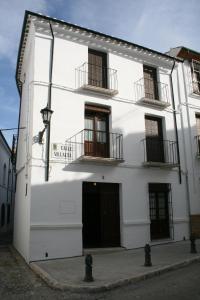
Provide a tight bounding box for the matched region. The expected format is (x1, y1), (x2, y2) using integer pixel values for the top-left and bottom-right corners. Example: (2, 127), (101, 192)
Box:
(192, 60), (200, 94)
(84, 105), (110, 158)
(143, 65), (159, 100)
(3, 163), (6, 186)
(195, 114), (200, 155)
(88, 49), (107, 88)
(145, 116), (164, 162)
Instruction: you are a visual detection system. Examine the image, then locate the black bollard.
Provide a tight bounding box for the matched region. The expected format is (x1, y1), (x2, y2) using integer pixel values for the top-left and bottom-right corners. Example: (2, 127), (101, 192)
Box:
(144, 244), (152, 267)
(84, 254), (94, 282)
(190, 235), (197, 254)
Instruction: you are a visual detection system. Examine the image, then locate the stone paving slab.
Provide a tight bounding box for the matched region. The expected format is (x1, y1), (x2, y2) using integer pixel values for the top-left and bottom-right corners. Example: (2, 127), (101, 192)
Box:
(30, 240), (200, 292)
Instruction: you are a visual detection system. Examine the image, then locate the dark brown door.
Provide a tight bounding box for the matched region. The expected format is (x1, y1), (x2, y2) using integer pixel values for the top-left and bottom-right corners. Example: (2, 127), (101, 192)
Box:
(84, 110), (109, 157)
(82, 182), (120, 248)
(145, 116), (164, 162)
(149, 184), (170, 240)
(88, 49), (107, 88)
(143, 65), (159, 100)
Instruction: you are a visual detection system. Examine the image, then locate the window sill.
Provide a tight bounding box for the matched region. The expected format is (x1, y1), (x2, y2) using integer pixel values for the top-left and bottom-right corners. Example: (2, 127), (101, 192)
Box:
(137, 97), (170, 109)
(79, 84), (118, 96)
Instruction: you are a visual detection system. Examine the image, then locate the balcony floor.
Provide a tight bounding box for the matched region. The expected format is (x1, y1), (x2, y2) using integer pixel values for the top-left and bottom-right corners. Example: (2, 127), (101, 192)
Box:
(79, 155), (124, 164)
(143, 161), (179, 168)
(137, 97), (170, 108)
(80, 84), (118, 96)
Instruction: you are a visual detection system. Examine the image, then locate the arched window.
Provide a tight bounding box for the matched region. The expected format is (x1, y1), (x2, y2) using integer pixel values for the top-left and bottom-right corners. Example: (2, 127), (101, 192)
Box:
(1, 204), (5, 227)
(3, 164), (6, 186)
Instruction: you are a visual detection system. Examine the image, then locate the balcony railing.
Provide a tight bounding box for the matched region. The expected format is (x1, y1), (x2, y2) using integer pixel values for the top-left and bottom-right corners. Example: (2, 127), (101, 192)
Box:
(195, 135), (200, 157)
(76, 62), (118, 96)
(134, 77), (170, 108)
(142, 138), (178, 167)
(65, 129), (123, 163)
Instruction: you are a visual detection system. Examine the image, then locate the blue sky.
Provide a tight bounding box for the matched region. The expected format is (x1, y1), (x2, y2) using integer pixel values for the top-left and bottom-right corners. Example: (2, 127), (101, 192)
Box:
(0, 0), (199, 144)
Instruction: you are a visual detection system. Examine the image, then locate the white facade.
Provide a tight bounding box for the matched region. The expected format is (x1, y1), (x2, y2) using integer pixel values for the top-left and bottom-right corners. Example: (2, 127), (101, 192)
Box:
(14, 12), (191, 262)
(168, 47), (200, 236)
(0, 131), (15, 236)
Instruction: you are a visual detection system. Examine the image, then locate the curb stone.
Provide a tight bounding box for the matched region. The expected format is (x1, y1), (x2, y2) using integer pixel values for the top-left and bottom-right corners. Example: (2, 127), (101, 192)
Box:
(29, 255), (200, 293)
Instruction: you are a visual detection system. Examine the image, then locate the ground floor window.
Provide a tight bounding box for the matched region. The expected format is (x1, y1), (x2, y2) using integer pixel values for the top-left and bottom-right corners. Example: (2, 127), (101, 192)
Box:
(149, 183), (173, 240)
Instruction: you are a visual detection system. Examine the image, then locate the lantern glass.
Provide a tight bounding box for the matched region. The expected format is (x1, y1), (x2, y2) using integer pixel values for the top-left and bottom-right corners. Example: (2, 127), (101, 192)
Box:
(40, 106), (53, 126)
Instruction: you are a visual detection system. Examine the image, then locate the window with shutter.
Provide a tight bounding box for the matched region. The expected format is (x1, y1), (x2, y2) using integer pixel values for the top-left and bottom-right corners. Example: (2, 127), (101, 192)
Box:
(145, 116), (164, 162)
(143, 65), (159, 100)
(88, 49), (107, 88)
(192, 60), (200, 94)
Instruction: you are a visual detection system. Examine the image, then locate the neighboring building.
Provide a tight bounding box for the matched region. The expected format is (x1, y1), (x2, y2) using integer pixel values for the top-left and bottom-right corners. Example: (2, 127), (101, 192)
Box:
(0, 131), (15, 242)
(168, 47), (200, 237)
(14, 11), (190, 262)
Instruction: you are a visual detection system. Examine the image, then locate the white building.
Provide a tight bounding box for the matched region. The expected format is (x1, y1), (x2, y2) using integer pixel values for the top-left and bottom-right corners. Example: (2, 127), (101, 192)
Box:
(0, 131), (15, 241)
(168, 47), (200, 237)
(14, 11), (191, 262)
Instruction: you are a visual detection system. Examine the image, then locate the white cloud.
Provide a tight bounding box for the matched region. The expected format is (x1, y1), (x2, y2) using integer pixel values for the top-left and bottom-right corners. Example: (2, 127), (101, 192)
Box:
(0, 0), (48, 66)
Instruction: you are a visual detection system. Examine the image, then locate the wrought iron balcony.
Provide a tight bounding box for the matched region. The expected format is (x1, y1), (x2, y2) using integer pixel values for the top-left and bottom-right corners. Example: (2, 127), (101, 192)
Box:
(195, 135), (200, 157)
(65, 129), (123, 163)
(76, 62), (118, 96)
(142, 138), (179, 167)
(134, 77), (170, 108)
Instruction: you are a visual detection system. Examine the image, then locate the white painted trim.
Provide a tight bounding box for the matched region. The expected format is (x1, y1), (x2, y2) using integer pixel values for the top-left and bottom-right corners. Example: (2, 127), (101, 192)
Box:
(173, 218), (189, 224)
(123, 220), (150, 226)
(30, 223), (82, 230)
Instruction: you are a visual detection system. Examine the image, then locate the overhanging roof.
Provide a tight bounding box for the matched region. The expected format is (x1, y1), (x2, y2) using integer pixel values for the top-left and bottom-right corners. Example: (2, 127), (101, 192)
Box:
(0, 131), (11, 153)
(16, 10), (181, 93)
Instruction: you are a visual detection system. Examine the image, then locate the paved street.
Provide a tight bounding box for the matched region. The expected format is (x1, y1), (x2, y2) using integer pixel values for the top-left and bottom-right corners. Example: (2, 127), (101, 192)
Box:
(1, 245), (200, 299)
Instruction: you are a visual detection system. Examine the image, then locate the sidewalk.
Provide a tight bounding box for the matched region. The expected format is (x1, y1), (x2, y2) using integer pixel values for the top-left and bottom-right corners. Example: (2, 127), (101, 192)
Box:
(30, 240), (200, 292)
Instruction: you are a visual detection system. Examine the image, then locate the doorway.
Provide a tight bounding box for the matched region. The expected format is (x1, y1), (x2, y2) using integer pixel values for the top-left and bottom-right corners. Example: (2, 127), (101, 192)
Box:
(149, 183), (170, 240)
(82, 182), (120, 248)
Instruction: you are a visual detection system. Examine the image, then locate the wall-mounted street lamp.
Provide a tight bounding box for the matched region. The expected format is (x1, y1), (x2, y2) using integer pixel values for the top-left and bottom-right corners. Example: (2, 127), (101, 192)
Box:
(38, 106), (53, 144)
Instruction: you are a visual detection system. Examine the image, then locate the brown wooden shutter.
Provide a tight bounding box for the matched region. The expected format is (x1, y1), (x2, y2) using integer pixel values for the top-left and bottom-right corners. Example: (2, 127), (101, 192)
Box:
(145, 116), (163, 138)
(88, 49), (107, 88)
(143, 65), (159, 100)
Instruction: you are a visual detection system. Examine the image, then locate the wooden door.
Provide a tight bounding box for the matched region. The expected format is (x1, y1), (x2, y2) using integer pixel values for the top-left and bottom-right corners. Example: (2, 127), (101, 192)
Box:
(82, 182), (120, 248)
(143, 65), (159, 100)
(84, 110), (109, 158)
(88, 49), (107, 88)
(100, 183), (120, 247)
(82, 182), (101, 248)
(145, 116), (164, 162)
(149, 184), (170, 240)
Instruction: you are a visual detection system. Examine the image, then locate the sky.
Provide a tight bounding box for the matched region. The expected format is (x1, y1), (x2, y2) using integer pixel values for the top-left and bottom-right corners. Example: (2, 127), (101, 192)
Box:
(0, 0), (199, 144)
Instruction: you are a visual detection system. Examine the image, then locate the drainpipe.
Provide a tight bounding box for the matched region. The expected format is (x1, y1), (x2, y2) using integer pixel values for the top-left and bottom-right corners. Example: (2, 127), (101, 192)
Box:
(45, 22), (54, 181)
(170, 61), (182, 184)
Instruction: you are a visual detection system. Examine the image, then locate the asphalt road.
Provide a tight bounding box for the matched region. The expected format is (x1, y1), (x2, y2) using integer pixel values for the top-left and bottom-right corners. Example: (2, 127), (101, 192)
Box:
(0, 246), (200, 300)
